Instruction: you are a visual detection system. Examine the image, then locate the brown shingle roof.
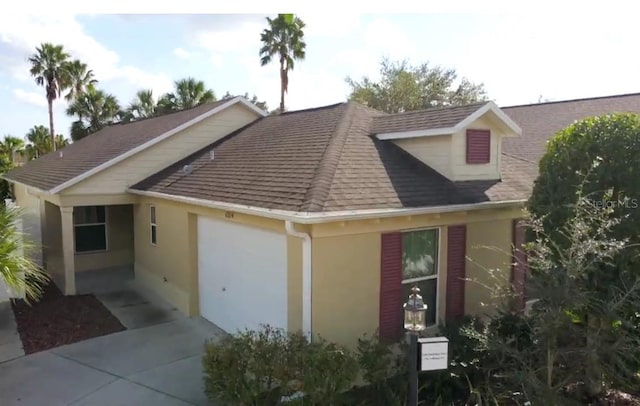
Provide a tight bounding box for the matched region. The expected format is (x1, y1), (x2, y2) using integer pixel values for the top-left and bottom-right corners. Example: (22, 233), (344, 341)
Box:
(502, 93), (640, 164)
(372, 102), (486, 134)
(133, 101), (530, 212)
(3, 100), (230, 191)
(498, 93), (640, 198)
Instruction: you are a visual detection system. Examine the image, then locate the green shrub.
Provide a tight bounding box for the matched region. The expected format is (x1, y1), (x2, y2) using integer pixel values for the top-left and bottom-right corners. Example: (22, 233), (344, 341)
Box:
(202, 325), (290, 405)
(202, 325), (358, 405)
(301, 336), (359, 404)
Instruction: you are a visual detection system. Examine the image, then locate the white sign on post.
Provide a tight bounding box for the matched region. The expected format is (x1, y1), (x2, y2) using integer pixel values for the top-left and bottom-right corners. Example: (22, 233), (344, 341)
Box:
(418, 337), (449, 371)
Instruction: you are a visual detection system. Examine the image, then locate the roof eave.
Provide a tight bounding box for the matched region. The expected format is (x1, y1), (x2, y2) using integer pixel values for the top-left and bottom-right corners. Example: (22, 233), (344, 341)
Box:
(375, 102), (523, 140)
(127, 188), (525, 224)
(375, 127), (457, 140)
(2, 177), (52, 196)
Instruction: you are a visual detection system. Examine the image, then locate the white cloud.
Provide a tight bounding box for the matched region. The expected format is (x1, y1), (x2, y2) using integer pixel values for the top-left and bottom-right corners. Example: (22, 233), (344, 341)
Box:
(12, 88), (46, 107)
(241, 55), (347, 111)
(0, 14), (173, 99)
(299, 14), (362, 38)
(362, 18), (416, 60)
(173, 47), (191, 59)
(195, 21), (264, 53)
(210, 54), (224, 67)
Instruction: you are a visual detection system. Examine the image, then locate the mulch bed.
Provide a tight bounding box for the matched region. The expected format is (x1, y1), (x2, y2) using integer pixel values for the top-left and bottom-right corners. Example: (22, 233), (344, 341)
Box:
(11, 282), (126, 354)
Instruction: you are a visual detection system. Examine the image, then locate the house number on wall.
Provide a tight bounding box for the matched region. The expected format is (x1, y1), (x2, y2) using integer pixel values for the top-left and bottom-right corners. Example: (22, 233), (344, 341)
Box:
(225, 211), (234, 219)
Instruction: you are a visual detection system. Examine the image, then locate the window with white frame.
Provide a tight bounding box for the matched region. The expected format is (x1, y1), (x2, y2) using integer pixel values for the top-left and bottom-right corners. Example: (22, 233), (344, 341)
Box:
(74, 206), (107, 253)
(401, 228), (439, 326)
(150, 205), (157, 245)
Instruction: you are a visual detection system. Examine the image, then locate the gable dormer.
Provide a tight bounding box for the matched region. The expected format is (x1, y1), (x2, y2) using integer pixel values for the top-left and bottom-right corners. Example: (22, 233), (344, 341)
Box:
(373, 102), (521, 181)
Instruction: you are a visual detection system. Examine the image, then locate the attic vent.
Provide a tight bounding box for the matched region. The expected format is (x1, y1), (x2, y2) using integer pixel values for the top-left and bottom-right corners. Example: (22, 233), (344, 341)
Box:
(210, 150), (215, 160)
(182, 164), (193, 175)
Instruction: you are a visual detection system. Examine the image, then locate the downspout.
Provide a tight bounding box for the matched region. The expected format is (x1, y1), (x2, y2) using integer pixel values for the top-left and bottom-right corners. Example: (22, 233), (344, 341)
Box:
(285, 220), (312, 337)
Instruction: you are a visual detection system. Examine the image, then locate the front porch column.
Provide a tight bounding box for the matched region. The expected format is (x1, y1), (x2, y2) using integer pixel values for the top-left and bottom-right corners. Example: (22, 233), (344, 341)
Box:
(60, 206), (76, 295)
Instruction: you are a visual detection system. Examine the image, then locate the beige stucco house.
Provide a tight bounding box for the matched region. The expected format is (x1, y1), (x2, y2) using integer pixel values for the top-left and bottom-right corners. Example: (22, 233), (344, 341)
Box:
(5, 93), (640, 346)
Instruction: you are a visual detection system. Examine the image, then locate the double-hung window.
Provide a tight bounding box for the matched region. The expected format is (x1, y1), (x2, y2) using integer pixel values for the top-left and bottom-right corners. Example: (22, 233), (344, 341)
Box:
(74, 206), (107, 253)
(401, 228), (439, 326)
(150, 205), (157, 245)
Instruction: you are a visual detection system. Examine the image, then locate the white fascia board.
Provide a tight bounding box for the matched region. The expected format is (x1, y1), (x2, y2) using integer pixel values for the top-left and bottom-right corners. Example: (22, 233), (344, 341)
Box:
(376, 102), (522, 141)
(455, 101), (522, 136)
(375, 127), (457, 140)
(48, 97), (265, 195)
(127, 188), (525, 224)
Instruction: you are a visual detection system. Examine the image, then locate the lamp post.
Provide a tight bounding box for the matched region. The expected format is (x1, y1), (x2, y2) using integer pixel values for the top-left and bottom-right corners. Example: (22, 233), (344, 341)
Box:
(404, 285), (427, 406)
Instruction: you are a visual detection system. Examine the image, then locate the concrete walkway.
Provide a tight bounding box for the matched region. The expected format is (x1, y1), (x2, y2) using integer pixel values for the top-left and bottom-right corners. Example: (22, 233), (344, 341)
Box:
(0, 300), (24, 363)
(0, 316), (225, 406)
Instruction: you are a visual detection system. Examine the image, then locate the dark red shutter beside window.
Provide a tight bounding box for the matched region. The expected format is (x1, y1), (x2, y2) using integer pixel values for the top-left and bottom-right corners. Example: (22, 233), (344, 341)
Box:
(466, 129), (491, 164)
(512, 219), (528, 311)
(379, 232), (403, 341)
(446, 225), (467, 320)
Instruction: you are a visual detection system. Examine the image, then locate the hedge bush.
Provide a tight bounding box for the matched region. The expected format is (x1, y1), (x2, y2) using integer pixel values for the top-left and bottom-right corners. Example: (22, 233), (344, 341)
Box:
(202, 325), (357, 405)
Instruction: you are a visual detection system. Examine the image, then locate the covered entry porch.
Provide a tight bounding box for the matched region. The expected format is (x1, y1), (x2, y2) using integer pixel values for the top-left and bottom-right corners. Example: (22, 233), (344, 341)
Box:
(42, 194), (137, 295)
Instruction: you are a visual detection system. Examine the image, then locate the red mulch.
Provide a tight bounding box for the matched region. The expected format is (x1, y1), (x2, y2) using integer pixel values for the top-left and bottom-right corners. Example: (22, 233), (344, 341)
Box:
(11, 282), (126, 354)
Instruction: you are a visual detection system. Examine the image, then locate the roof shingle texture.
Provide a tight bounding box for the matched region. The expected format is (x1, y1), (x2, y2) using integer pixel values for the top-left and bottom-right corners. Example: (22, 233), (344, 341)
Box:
(133, 101), (531, 212)
(499, 93), (640, 198)
(3, 100), (228, 191)
(502, 93), (640, 164)
(372, 102), (486, 134)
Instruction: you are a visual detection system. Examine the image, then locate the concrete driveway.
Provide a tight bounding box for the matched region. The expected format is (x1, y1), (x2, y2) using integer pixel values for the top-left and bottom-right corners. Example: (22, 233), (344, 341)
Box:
(0, 300), (224, 406)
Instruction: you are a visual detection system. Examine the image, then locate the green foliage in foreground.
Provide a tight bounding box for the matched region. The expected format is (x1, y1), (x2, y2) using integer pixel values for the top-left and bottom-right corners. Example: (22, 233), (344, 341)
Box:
(0, 205), (49, 303)
(203, 326), (357, 405)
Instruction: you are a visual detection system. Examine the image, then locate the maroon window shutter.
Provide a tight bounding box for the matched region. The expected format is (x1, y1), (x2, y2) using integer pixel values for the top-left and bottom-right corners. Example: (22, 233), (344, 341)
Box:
(511, 219), (528, 311)
(379, 232), (403, 341)
(466, 129), (491, 164)
(446, 225), (467, 320)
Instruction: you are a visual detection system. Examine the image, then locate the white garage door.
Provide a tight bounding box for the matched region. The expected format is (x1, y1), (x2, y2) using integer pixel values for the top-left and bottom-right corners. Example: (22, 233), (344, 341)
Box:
(197, 216), (288, 334)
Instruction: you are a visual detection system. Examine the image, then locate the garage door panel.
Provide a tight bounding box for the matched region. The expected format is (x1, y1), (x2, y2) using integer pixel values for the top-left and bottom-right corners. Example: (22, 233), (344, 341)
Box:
(197, 217), (287, 334)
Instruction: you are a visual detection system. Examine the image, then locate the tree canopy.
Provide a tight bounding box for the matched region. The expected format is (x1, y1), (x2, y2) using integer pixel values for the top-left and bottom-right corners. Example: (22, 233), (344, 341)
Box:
(528, 113), (640, 260)
(66, 88), (121, 141)
(346, 57), (488, 113)
(157, 78), (216, 114)
(222, 91), (268, 112)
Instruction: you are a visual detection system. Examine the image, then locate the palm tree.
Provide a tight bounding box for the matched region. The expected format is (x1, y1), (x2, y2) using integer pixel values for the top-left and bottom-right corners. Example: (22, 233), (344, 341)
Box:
(259, 14), (306, 112)
(1, 136), (25, 164)
(67, 88), (121, 141)
(55, 134), (69, 150)
(126, 89), (157, 120)
(157, 78), (216, 114)
(28, 43), (71, 151)
(64, 59), (97, 103)
(0, 205), (49, 303)
(24, 125), (52, 159)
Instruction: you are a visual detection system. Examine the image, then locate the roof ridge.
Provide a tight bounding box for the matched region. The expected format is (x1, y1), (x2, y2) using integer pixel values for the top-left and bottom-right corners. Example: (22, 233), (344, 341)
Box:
(376, 101), (488, 119)
(278, 101), (346, 116)
(501, 92), (640, 109)
(300, 103), (356, 212)
(109, 100), (225, 127)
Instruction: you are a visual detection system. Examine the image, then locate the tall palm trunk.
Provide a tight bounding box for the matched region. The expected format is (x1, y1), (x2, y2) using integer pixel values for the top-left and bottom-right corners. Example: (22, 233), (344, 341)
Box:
(47, 97), (56, 152)
(279, 58), (286, 112)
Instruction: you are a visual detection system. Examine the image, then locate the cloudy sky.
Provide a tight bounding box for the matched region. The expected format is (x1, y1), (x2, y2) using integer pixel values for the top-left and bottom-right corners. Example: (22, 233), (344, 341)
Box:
(1, 12), (639, 139)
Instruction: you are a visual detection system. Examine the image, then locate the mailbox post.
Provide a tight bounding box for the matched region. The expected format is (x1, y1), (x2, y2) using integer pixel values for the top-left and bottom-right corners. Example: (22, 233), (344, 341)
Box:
(403, 285), (427, 406)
